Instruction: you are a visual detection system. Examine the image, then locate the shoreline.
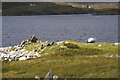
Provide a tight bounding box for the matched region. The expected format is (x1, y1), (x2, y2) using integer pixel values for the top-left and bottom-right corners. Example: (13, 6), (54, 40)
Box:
(2, 13), (119, 16)
(0, 35), (119, 61)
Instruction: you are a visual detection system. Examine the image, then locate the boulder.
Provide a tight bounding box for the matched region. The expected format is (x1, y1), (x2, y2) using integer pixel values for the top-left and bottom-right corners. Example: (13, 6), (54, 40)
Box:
(50, 42), (54, 46)
(20, 40), (27, 46)
(19, 57), (27, 61)
(33, 49), (37, 52)
(14, 57), (19, 61)
(35, 75), (40, 80)
(65, 41), (69, 44)
(87, 37), (96, 43)
(27, 51), (34, 58)
(37, 44), (44, 51)
(56, 41), (64, 45)
(8, 59), (12, 61)
(47, 42), (54, 46)
(53, 75), (59, 80)
(15, 47), (22, 51)
(37, 47), (42, 51)
(47, 43), (51, 46)
(98, 44), (102, 47)
(114, 43), (120, 46)
(28, 35), (38, 43)
(37, 40), (40, 43)
(34, 52), (41, 57)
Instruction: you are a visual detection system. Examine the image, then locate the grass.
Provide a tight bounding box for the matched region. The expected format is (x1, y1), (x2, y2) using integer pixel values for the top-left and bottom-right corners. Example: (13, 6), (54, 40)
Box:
(2, 40), (118, 78)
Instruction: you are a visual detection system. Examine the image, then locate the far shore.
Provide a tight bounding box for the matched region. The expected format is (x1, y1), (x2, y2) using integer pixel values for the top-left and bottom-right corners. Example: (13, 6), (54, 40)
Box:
(2, 13), (119, 16)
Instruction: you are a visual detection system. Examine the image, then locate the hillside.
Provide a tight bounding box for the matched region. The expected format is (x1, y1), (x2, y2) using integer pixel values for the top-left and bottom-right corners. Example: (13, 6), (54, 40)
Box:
(2, 2), (118, 16)
(1, 35), (118, 78)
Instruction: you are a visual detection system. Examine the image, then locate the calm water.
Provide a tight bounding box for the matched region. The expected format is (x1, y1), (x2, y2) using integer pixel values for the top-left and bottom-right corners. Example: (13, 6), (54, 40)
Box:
(2, 14), (118, 47)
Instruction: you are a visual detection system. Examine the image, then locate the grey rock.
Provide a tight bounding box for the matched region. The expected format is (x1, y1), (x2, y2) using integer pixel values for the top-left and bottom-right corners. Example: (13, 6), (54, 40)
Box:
(38, 44), (44, 50)
(44, 70), (53, 80)
(35, 75), (41, 80)
(47, 43), (51, 46)
(50, 42), (54, 46)
(21, 40), (27, 46)
(53, 75), (59, 80)
(28, 35), (38, 43)
(114, 43), (120, 46)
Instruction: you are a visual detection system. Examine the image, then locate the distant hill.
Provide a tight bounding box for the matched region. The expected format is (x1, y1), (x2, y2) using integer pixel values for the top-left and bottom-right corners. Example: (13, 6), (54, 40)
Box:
(73, 2), (118, 9)
(2, 2), (118, 16)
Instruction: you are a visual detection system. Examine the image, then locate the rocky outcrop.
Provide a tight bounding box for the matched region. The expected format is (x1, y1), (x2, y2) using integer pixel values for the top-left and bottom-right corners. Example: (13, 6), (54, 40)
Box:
(0, 35), (56, 61)
(28, 35), (38, 43)
(19, 35), (38, 48)
(0, 48), (41, 61)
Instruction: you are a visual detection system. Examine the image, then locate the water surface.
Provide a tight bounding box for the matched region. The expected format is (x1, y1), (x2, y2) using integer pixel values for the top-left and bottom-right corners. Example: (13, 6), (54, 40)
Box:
(2, 14), (118, 47)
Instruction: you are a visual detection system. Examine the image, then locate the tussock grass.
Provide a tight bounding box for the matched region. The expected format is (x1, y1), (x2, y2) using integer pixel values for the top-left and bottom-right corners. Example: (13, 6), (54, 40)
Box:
(64, 43), (80, 49)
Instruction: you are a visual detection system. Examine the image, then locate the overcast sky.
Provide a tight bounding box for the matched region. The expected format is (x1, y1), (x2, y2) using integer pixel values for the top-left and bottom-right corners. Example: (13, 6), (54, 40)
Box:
(1, 0), (119, 2)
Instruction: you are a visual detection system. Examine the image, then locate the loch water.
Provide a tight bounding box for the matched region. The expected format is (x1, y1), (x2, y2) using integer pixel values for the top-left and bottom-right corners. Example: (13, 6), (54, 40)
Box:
(2, 14), (118, 47)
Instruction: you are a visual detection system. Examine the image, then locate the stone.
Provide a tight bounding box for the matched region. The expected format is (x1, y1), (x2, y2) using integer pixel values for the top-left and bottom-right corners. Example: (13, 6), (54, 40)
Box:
(4, 58), (8, 61)
(28, 51), (34, 57)
(0, 48), (5, 51)
(35, 75), (40, 80)
(15, 58), (19, 61)
(8, 59), (12, 61)
(33, 49), (37, 52)
(114, 43), (120, 46)
(37, 48), (41, 51)
(50, 42), (54, 46)
(28, 41), (31, 45)
(105, 55), (114, 57)
(47, 42), (54, 46)
(98, 44), (102, 47)
(9, 51), (16, 55)
(28, 35), (38, 43)
(44, 70), (53, 80)
(116, 54), (120, 57)
(15, 47), (22, 51)
(53, 75), (59, 80)
(21, 40), (27, 45)
(38, 44), (44, 50)
(20, 49), (25, 52)
(45, 53), (48, 55)
(87, 37), (96, 43)
(37, 40), (40, 43)
(56, 41), (64, 45)
(60, 46), (63, 48)
(1, 53), (6, 58)
(19, 57), (27, 61)
(34, 52), (41, 57)
(65, 41), (69, 43)
(47, 43), (51, 46)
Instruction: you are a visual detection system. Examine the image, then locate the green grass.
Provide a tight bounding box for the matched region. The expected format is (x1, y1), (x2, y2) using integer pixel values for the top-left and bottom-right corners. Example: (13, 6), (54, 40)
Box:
(2, 40), (118, 78)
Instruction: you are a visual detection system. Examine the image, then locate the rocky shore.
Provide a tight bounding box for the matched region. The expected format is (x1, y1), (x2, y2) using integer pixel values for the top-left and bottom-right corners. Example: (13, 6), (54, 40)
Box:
(0, 35), (64, 61)
(0, 35), (119, 62)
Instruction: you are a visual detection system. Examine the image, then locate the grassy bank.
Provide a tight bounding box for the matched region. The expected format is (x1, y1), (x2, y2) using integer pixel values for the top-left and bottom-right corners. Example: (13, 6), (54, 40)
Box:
(2, 2), (118, 16)
(2, 40), (118, 78)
